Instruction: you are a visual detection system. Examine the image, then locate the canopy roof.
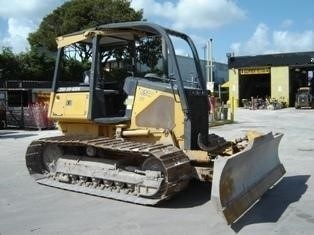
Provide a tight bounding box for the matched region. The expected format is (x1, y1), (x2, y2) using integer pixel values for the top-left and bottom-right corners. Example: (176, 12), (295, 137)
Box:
(56, 21), (175, 48)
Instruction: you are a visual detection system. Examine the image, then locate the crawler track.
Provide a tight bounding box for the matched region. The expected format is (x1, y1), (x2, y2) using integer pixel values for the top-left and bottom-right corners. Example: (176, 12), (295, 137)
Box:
(26, 136), (192, 205)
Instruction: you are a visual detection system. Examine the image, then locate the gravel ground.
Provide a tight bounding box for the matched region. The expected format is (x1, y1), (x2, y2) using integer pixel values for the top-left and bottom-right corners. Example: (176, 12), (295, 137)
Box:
(0, 107), (313, 235)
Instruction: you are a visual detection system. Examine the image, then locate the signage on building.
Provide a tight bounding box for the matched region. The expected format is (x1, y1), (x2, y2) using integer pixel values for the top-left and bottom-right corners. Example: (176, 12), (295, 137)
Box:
(240, 67), (270, 75)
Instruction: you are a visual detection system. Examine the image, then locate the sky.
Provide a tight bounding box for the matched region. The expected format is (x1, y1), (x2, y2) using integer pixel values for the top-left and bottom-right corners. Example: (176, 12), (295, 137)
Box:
(0, 0), (313, 62)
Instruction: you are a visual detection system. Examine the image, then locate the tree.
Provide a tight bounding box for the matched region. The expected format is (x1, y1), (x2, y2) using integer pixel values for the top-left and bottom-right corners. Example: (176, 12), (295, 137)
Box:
(26, 0), (163, 82)
(18, 49), (56, 81)
(138, 36), (162, 72)
(0, 47), (22, 81)
(0, 47), (56, 81)
(28, 0), (143, 53)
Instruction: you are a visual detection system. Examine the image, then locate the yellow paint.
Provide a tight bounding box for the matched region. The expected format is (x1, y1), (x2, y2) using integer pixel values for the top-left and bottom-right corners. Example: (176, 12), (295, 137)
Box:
(49, 92), (89, 120)
(184, 150), (210, 162)
(228, 66), (290, 107)
(57, 122), (115, 137)
(47, 82), (196, 153)
(129, 85), (185, 147)
(58, 122), (98, 136)
(228, 68), (239, 107)
(271, 67), (289, 104)
(56, 29), (146, 48)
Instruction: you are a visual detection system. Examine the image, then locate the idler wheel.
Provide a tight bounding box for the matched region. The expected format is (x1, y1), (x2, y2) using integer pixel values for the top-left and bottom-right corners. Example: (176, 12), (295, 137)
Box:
(141, 157), (165, 175)
(42, 144), (63, 173)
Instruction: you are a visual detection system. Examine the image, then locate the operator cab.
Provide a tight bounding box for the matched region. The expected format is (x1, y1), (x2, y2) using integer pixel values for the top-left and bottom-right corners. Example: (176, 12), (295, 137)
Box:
(51, 22), (208, 141)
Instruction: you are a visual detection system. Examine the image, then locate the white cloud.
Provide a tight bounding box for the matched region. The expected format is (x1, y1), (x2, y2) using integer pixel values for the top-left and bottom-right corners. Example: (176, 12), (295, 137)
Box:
(230, 23), (314, 56)
(131, 0), (175, 19)
(1, 18), (36, 52)
(0, 0), (63, 19)
(1, 0), (246, 54)
(131, 0), (246, 60)
(273, 30), (313, 52)
(230, 42), (241, 55)
(281, 19), (294, 29)
(174, 0), (246, 30)
(245, 23), (271, 54)
(0, 0), (65, 53)
(230, 23), (271, 55)
(131, 0), (246, 30)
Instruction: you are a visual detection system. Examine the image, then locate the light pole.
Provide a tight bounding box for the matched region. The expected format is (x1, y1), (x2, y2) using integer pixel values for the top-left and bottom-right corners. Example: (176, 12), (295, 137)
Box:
(202, 45), (207, 84)
(206, 38), (214, 93)
(209, 38), (213, 83)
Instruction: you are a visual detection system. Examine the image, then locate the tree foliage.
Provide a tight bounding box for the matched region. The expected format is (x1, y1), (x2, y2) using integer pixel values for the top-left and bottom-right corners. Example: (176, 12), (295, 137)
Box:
(1, 1), (163, 84)
(0, 47), (55, 81)
(0, 0), (145, 83)
(138, 36), (162, 72)
(27, 0), (145, 80)
(28, 0), (143, 51)
(0, 47), (21, 80)
(18, 49), (56, 81)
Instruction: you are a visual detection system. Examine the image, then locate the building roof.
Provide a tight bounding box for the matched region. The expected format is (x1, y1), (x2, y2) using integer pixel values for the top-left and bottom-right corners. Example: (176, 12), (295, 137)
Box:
(228, 51), (314, 69)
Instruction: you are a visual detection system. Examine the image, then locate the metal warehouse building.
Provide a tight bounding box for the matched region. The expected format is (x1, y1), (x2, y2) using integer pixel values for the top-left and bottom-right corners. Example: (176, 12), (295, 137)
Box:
(227, 51), (314, 107)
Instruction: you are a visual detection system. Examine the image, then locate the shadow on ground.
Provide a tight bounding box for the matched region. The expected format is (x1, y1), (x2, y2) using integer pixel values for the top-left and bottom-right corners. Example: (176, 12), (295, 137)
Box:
(158, 180), (212, 209)
(232, 175), (310, 232)
(0, 131), (16, 135)
(0, 132), (37, 139)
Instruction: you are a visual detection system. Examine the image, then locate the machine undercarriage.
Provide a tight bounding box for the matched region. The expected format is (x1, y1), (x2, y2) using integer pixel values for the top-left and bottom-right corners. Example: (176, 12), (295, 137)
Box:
(26, 136), (192, 204)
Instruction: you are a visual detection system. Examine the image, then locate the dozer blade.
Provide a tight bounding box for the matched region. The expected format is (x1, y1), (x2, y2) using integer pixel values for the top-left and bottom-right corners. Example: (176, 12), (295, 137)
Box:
(211, 132), (285, 224)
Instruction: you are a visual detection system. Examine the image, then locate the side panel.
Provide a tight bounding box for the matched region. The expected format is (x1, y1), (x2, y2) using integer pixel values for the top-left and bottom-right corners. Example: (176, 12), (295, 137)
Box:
(135, 95), (175, 130)
(129, 84), (185, 146)
(49, 92), (90, 120)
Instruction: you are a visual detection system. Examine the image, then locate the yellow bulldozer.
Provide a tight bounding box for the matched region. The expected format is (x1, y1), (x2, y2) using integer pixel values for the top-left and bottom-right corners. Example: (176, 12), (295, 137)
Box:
(25, 22), (285, 224)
